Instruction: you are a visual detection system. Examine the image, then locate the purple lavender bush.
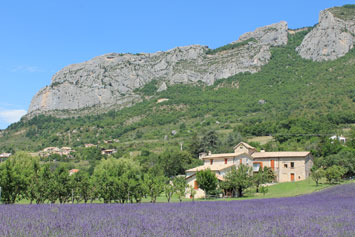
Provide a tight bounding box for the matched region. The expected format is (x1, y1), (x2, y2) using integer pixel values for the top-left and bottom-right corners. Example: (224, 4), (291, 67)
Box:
(0, 183), (354, 236)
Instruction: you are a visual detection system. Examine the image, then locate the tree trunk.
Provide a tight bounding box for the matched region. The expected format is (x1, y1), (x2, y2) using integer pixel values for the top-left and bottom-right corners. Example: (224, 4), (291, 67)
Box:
(238, 187), (243, 197)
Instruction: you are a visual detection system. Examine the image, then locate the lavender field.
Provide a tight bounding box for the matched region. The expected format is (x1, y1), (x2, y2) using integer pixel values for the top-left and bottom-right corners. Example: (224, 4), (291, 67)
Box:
(1, 184), (354, 237)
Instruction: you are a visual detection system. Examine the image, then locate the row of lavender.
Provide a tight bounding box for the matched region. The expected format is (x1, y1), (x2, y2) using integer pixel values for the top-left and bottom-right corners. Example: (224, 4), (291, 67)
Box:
(0, 184), (354, 236)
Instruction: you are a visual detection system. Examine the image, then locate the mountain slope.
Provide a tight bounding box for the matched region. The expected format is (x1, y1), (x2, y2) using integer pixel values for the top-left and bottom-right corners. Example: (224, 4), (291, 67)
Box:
(26, 6), (355, 117)
(1, 26), (354, 153)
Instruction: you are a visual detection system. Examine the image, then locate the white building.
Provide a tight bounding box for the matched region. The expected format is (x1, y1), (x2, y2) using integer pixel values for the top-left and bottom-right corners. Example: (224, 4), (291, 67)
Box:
(330, 135), (346, 143)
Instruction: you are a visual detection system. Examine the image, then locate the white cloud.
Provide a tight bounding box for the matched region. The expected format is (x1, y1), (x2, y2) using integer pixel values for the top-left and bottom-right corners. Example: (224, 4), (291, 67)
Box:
(11, 65), (43, 73)
(0, 109), (27, 124)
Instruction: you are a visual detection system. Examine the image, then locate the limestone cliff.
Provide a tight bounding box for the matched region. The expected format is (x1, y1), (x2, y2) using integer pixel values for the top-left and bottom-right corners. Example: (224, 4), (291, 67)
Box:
(28, 21), (288, 116)
(297, 6), (355, 61)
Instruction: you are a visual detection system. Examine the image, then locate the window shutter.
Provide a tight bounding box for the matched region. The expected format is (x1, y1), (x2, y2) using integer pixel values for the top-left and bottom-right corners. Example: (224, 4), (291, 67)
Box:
(271, 160), (275, 170)
(194, 181), (198, 189)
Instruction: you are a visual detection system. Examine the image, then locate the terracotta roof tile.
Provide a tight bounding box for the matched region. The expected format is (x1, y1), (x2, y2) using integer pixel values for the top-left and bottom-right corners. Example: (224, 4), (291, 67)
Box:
(202, 153), (239, 159)
(233, 142), (256, 150)
(252, 151), (310, 158)
(186, 164), (235, 172)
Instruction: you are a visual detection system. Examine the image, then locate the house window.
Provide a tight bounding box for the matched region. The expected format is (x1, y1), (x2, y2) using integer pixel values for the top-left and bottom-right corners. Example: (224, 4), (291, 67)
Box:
(210, 159), (213, 165)
(253, 162), (263, 172)
(225, 158), (228, 164)
(194, 181), (198, 190)
(253, 163), (260, 172)
(284, 164), (288, 168)
(291, 162), (295, 168)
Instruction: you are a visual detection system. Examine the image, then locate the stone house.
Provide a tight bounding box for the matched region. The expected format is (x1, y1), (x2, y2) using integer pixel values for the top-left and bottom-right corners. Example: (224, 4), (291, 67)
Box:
(40, 147), (74, 157)
(85, 144), (96, 148)
(101, 149), (117, 155)
(185, 142), (313, 198)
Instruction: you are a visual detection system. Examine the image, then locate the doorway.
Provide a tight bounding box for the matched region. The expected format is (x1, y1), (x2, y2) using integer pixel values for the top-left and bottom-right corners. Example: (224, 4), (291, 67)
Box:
(290, 173), (295, 182)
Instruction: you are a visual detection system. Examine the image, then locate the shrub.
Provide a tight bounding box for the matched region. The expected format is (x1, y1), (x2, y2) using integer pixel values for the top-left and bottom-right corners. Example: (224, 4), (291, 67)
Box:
(325, 165), (346, 183)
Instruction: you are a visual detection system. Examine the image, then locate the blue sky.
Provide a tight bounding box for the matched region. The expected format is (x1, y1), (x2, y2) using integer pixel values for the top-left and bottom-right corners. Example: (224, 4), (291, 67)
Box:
(0, 0), (353, 129)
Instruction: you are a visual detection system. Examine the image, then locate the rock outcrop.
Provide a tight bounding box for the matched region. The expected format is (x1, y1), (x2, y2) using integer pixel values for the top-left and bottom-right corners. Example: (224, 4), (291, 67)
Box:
(28, 21), (288, 116)
(297, 7), (355, 61)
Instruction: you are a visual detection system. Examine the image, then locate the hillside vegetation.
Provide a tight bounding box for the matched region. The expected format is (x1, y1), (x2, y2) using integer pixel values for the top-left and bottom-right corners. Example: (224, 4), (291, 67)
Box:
(0, 30), (354, 159)
(329, 4), (355, 20)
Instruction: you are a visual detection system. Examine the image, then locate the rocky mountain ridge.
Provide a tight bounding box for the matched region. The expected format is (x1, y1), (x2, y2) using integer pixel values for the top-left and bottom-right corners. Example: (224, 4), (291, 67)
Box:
(297, 7), (355, 61)
(27, 6), (355, 116)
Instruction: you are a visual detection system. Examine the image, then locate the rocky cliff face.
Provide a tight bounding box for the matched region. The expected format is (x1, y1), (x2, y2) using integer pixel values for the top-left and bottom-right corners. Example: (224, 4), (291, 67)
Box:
(28, 22), (288, 115)
(28, 6), (355, 116)
(297, 7), (355, 61)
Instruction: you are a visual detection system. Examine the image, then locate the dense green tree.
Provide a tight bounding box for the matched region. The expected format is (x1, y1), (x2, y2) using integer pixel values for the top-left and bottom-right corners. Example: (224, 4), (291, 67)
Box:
(117, 163), (144, 203)
(75, 147), (102, 162)
(164, 182), (175, 203)
(196, 169), (218, 196)
(172, 176), (187, 202)
(0, 152), (39, 204)
(93, 158), (144, 203)
(53, 165), (72, 203)
(223, 165), (253, 197)
(158, 149), (199, 177)
(25, 158), (41, 204)
(253, 167), (275, 193)
(188, 133), (204, 158)
(317, 150), (355, 178)
(325, 165), (346, 184)
(0, 160), (23, 204)
(143, 172), (166, 203)
(348, 128), (355, 149)
(202, 130), (220, 152)
(35, 164), (53, 204)
(71, 171), (92, 203)
(311, 167), (325, 186)
(313, 138), (342, 158)
(225, 130), (243, 149)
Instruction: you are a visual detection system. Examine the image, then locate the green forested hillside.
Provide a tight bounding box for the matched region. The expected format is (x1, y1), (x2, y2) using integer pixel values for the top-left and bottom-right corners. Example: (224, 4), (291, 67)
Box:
(0, 30), (354, 158)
